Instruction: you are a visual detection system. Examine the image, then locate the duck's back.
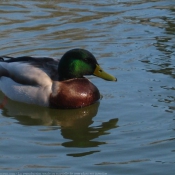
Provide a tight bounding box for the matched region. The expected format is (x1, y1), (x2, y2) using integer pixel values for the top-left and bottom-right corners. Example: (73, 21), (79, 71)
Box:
(0, 56), (60, 85)
(0, 56), (59, 106)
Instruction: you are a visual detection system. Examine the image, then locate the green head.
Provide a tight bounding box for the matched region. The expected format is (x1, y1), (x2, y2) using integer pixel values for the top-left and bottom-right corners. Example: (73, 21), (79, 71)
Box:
(58, 48), (117, 81)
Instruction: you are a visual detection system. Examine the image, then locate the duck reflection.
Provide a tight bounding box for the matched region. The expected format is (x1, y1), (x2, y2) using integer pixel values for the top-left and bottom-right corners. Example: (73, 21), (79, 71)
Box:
(0, 93), (118, 156)
(0, 92), (99, 126)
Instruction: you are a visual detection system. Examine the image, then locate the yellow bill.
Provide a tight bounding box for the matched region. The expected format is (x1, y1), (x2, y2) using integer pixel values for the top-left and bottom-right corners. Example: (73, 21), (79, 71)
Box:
(93, 64), (117, 81)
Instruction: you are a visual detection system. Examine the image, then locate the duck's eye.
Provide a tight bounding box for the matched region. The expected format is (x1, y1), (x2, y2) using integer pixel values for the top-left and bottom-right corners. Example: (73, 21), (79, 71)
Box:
(84, 57), (94, 64)
(99, 69), (102, 72)
(84, 58), (90, 63)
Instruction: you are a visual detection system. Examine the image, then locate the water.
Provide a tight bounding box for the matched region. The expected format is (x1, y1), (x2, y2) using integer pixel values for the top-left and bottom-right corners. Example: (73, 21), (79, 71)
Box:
(0, 0), (175, 174)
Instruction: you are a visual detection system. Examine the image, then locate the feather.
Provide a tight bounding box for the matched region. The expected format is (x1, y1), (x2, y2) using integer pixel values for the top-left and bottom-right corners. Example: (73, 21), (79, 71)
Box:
(0, 56), (60, 85)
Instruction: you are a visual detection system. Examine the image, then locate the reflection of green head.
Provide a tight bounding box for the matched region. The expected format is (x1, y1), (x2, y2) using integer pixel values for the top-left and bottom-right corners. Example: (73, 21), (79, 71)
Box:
(58, 48), (117, 81)
(58, 49), (98, 81)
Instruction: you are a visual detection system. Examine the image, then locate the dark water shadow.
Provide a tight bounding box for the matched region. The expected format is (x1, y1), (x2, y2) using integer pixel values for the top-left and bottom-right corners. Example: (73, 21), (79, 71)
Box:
(0, 93), (118, 156)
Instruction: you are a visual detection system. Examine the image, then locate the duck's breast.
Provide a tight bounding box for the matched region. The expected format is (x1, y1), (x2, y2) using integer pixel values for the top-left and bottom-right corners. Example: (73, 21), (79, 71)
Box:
(50, 78), (100, 108)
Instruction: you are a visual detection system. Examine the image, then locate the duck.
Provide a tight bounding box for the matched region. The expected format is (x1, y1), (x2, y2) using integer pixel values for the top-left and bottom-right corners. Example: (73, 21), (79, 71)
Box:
(0, 49), (117, 109)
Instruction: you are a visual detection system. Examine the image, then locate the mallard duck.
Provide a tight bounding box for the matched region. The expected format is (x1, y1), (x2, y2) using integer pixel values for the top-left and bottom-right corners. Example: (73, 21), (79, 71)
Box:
(0, 49), (116, 108)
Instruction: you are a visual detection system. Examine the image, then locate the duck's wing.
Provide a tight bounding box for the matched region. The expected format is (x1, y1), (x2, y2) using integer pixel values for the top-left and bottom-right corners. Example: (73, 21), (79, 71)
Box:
(0, 56), (59, 86)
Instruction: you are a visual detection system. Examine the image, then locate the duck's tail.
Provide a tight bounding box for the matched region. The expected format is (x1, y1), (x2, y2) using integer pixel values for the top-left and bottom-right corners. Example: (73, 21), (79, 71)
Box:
(0, 56), (15, 62)
(0, 57), (4, 62)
